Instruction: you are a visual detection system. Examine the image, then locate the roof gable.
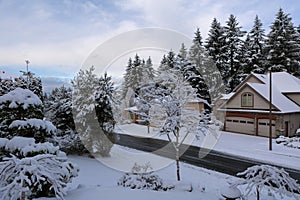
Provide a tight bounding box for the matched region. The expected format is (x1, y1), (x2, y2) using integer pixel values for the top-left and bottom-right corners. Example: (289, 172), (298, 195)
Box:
(224, 72), (300, 113)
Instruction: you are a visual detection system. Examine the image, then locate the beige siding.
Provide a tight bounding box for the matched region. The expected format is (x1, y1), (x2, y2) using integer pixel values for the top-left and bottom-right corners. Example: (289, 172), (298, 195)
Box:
(225, 85), (276, 110)
(247, 76), (264, 84)
(281, 113), (300, 136)
(285, 93), (300, 106)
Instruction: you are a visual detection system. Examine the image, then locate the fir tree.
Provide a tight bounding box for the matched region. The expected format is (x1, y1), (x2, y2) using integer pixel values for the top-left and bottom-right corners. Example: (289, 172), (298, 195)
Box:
(188, 29), (212, 101)
(265, 8), (300, 75)
(72, 67), (113, 156)
(17, 71), (43, 101)
(223, 14), (246, 92)
(205, 18), (226, 79)
(0, 88), (55, 143)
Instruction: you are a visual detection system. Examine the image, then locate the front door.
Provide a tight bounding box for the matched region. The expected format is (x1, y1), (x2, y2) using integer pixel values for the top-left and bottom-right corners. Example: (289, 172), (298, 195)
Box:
(285, 121), (289, 137)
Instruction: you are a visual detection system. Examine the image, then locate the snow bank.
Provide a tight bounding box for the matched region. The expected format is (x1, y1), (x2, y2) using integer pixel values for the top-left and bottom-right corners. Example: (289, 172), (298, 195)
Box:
(0, 88), (42, 109)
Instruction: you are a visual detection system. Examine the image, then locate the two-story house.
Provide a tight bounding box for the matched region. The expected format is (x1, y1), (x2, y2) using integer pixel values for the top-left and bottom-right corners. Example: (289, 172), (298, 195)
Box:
(218, 72), (300, 137)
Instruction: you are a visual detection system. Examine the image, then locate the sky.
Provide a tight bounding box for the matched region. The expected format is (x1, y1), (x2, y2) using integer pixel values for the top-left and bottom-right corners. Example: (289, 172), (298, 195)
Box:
(0, 0), (299, 92)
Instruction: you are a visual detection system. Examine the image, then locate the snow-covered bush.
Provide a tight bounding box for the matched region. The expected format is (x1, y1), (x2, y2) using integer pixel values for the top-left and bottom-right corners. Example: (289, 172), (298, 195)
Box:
(276, 136), (300, 149)
(8, 118), (56, 143)
(0, 136), (79, 200)
(234, 165), (300, 200)
(117, 162), (174, 191)
(0, 88), (55, 142)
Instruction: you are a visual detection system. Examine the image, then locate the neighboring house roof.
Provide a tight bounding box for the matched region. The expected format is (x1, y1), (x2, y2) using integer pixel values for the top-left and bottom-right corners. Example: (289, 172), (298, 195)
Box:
(188, 97), (211, 107)
(220, 72), (300, 114)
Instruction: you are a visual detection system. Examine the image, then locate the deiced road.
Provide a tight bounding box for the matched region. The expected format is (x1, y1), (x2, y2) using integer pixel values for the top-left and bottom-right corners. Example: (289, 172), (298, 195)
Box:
(113, 133), (300, 182)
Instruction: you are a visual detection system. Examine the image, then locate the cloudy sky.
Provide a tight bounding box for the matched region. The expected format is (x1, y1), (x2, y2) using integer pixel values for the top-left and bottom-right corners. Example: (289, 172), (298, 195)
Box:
(0, 0), (299, 91)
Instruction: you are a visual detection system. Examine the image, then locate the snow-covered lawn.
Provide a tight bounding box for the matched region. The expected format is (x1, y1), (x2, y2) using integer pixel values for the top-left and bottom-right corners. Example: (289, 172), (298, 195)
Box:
(48, 148), (298, 200)
(115, 123), (300, 170)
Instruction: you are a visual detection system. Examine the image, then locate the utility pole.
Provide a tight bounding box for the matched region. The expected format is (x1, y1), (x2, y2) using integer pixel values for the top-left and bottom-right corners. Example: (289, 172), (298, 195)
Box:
(269, 69), (272, 151)
(25, 60), (30, 89)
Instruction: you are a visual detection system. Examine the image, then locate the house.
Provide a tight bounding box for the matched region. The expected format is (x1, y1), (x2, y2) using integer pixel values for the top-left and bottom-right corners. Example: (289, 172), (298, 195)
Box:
(125, 98), (210, 125)
(218, 72), (300, 138)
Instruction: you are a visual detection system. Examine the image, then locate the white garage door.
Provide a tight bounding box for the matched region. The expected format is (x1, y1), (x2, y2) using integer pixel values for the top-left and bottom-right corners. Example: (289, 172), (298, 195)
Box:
(225, 117), (255, 135)
(257, 119), (275, 137)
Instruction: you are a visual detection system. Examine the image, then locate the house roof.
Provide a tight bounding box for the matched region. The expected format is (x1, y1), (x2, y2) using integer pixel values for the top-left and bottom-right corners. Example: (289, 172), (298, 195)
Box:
(222, 72), (300, 114)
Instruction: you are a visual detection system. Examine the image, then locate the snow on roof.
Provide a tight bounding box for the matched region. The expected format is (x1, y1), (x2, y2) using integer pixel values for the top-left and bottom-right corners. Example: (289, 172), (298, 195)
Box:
(0, 70), (18, 80)
(188, 98), (211, 106)
(124, 106), (139, 111)
(220, 92), (235, 100)
(246, 72), (300, 113)
(0, 88), (42, 109)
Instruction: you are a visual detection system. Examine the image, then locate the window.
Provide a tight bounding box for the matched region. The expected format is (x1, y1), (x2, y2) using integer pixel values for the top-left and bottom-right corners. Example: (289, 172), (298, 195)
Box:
(241, 93), (253, 107)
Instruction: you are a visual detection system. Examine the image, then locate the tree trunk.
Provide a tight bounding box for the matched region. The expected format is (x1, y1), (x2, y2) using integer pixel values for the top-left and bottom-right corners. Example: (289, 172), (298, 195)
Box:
(176, 158), (180, 181)
(256, 186), (260, 200)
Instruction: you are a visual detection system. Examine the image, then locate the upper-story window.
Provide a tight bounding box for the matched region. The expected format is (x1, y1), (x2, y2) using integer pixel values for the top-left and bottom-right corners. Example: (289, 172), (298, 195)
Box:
(241, 92), (253, 107)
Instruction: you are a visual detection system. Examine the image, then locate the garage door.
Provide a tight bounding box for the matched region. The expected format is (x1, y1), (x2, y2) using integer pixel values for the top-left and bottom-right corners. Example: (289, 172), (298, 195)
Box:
(257, 119), (275, 137)
(225, 117), (255, 135)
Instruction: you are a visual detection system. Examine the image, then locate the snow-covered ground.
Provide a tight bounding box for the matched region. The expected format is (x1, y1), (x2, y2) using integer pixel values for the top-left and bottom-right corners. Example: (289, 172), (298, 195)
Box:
(115, 123), (300, 170)
(38, 146), (299, 200)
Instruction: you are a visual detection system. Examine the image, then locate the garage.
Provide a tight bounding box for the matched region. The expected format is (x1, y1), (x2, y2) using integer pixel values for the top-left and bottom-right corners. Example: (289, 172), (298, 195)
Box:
(225, 117), (255, 135)
(257, 118), (275, 137)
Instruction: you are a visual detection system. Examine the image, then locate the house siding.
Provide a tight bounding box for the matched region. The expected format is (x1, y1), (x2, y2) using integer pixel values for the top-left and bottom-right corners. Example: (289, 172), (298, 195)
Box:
(225, 86), (276, 110)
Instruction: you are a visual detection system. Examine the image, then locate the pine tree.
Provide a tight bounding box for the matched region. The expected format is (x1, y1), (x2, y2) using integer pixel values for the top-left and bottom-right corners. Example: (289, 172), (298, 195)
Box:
(188, 29), (212, 101)
(0, 88), (55, 143)
(44, 86), (85, 154)
(223, 14), (246, 92)
(205, 18), (226, 79)
(265, 8), (300, 75)
(122, 54), (145, 98)
(95, 72), (116, 133)
(245, 15), (266, 74)
(72, 67), (113, 156)
(143, 57), (156, 82)
(17, 72), (43, 101)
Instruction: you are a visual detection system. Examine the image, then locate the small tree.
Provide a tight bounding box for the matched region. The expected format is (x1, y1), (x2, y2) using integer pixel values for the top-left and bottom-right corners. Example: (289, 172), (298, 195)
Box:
(137, 68), (201, 181)
(0, 88), (55, 143)
(234, 165), (300, 200)
(72, 67), (114, 156)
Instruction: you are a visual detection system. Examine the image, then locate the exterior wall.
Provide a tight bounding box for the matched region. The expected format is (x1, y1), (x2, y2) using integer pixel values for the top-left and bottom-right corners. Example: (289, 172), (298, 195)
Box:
(225, 85), (276, 110)
(247, 76), (264, 84)
(185, 102), (204, 113)
(285, 93), (300, 106)
(280, 113), (300, 136)
(224, 112), (277, 138)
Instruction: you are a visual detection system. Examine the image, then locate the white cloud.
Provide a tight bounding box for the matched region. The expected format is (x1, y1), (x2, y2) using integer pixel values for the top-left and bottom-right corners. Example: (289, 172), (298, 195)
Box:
(1, 0), (300, 79)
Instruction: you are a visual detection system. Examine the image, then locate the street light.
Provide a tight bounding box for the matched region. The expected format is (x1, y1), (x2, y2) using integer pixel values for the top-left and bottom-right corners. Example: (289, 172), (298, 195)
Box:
(269, 68), (272, 151)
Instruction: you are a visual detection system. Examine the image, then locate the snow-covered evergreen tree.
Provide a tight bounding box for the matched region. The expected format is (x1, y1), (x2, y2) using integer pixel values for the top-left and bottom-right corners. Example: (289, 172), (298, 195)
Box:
(44, 86), (85, 154)
(17, 71), (44, 101)
(234, 165), (300, 200)
(0, 88), (55, 143)
(72, 67), (113, 156)
(205, 18), (226, 80)
(95, 72), (116, 133)
(0, 78), (15, 96)
(0, 136), (79, 200)
(265, 8), (300, 75)
(240, 16), (266, 78)
(223, 14), (246, 92)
